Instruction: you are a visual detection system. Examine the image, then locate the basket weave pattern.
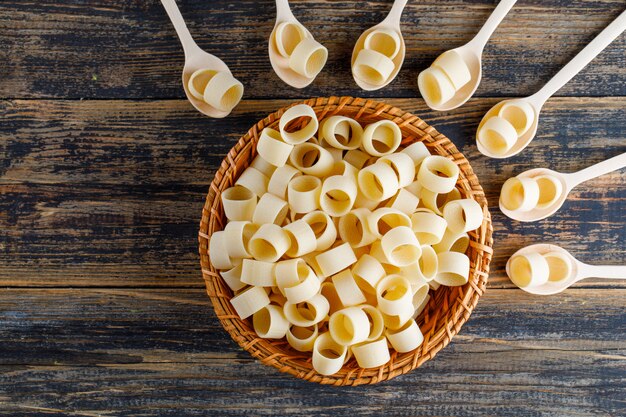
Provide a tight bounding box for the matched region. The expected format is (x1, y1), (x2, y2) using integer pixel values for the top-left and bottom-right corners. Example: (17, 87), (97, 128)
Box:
(198, 96), (494, 386)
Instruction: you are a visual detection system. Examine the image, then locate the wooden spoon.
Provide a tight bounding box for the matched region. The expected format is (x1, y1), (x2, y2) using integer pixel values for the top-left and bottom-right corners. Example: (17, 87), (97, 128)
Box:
(351, 0), (408, 91)
(500, 152), (626, 222)
(161, 0), (241, 118)
(419, 0), (518, 111)
(269, 0), (327, 89)
(477, 9), (626, 158)
(507, 244), (626, 295)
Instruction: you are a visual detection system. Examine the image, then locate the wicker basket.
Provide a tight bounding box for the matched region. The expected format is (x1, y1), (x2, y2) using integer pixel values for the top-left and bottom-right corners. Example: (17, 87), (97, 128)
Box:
(198, 96), (494, 386)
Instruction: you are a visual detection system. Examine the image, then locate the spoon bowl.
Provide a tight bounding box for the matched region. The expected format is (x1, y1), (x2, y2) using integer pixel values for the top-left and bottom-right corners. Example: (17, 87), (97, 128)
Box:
(351, 25), (406, 91)
(182, 52), (233, 118)
(506, 244), (578, 295)
(499, 168), (567, 222)
(268, 19), (317, 89)
(423, 46), (481, 111)
(476, 98), (540, 158)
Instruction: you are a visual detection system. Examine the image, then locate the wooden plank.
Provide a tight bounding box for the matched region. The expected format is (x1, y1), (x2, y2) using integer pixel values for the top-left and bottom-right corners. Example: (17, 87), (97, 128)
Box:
(0, 0), (624, 99)
(2, 98), (624, 186)
(0, 288), (624, 416)
(1, 98), (624, 287)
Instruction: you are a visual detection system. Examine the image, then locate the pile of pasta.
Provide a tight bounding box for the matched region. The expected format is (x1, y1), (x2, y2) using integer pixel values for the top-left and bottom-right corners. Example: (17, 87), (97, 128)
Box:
(209, 104), (484, 376)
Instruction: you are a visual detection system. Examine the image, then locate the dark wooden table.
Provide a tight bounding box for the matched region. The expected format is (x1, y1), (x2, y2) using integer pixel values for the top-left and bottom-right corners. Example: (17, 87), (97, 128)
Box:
(1, 1), (625, 415)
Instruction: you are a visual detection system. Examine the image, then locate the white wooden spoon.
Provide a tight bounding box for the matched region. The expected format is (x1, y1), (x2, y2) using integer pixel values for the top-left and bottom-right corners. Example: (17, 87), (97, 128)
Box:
(500, 152), (626, 222)
(419, 0), (518, 111)
(351, 0), (408, 91)
(161, 0), (240, 118)
(507, 244), (626, 295)
(269, 0), (326, 89)
(477, 9), (626, 158)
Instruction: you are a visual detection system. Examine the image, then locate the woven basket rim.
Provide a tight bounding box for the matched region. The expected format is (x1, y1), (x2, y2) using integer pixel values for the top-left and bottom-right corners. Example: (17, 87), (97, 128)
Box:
(198, 96), (494, 386)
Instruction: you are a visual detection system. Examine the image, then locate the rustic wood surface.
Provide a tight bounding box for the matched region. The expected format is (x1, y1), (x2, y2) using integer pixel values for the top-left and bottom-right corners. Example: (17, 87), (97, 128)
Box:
(0, 0), (624, 415)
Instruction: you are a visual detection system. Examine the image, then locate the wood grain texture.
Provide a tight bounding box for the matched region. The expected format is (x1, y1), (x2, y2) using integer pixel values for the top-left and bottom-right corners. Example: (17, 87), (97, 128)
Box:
(0, 1), (625, 99)
(0, 0), (625, 414)
(0, 289), (624, 416)
(1, 98), (624, 288)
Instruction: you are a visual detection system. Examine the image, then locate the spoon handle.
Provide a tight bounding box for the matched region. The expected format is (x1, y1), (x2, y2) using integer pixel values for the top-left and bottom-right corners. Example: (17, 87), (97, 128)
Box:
(578, 264), (626, 280)
(275, 0), (295, 22)
(383, 0), (409, 27)
(467, 0), (518, 51)
(161, 0), (200, 57)
(567, 152), (626, 188)
(529, 9), (626, 107)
